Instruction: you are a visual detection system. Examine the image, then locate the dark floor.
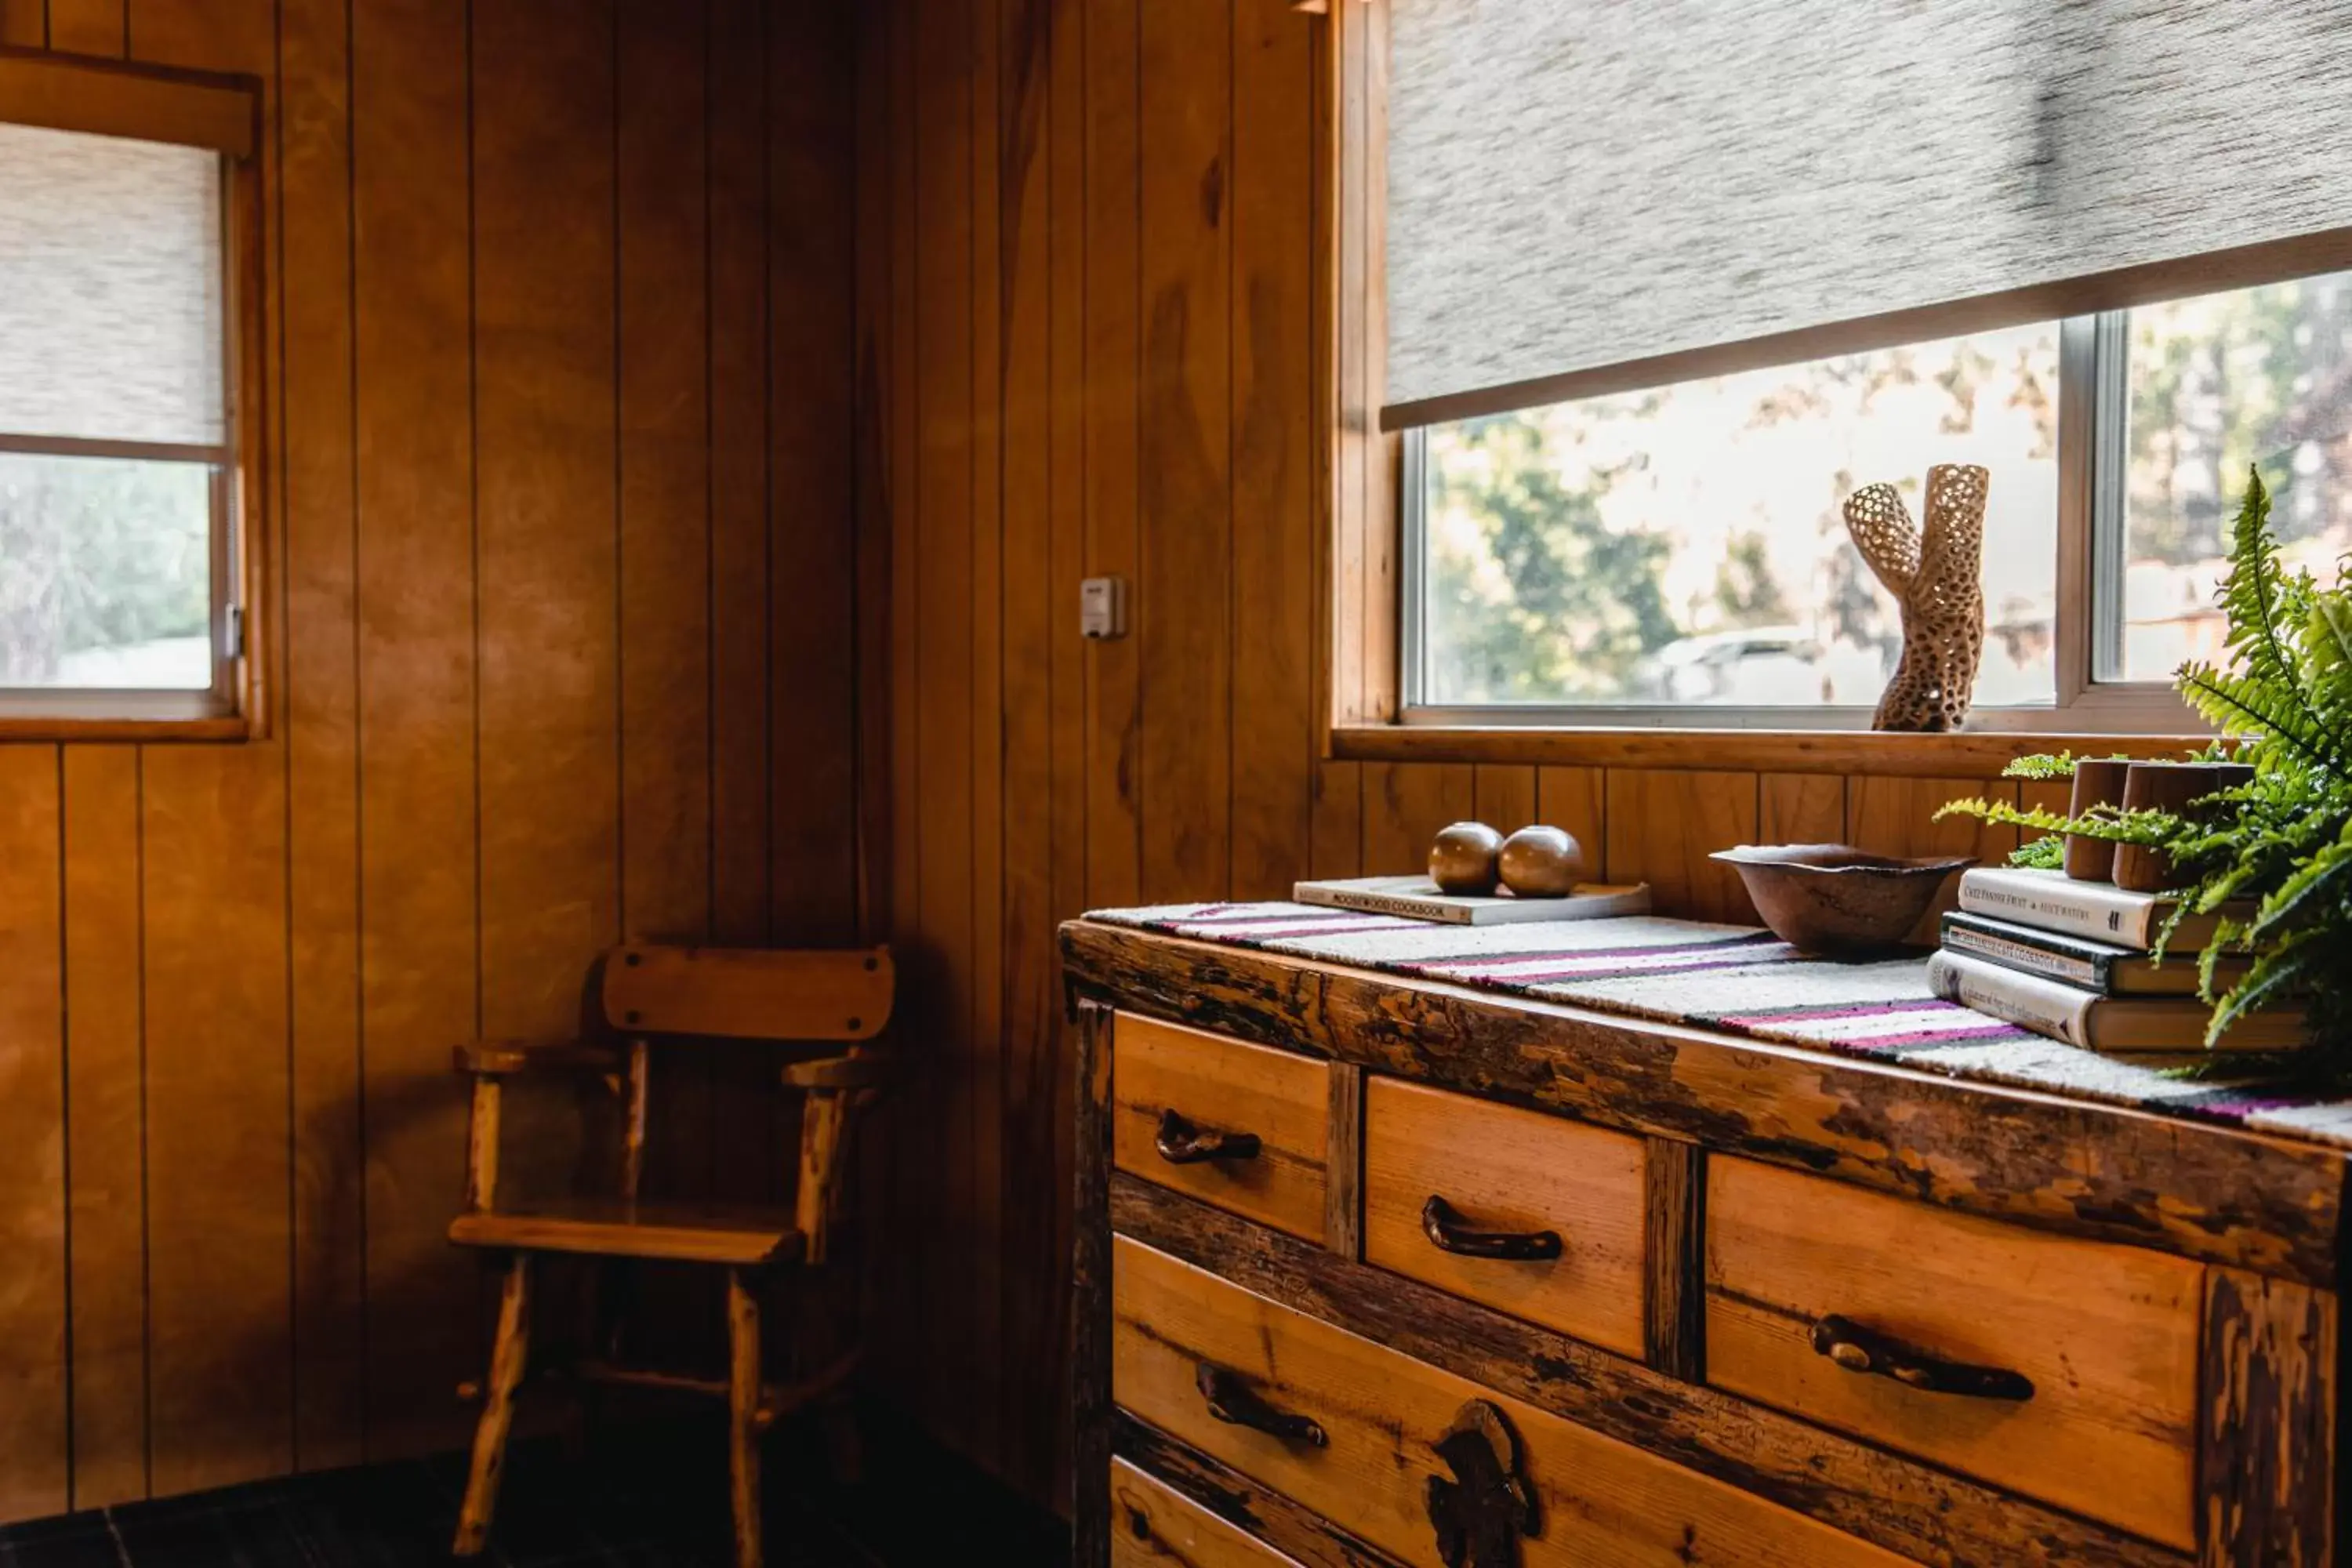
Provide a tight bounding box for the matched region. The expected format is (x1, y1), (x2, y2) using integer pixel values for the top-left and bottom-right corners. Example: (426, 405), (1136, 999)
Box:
(0, 1409), (1066, 1568)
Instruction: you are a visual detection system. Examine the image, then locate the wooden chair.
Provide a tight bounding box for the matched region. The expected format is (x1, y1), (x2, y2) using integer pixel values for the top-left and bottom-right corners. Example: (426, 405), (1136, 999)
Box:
(446, 943), (893, 1568)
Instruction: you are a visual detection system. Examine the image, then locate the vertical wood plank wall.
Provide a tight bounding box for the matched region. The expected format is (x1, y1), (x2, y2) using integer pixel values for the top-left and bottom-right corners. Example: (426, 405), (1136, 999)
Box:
(858, 0), (2029, 1513)
(0, 0), (866, 1522)
(0, 0), (2041, 1527)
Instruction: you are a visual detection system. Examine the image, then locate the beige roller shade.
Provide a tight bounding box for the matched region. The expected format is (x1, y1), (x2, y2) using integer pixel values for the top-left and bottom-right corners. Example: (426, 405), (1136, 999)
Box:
(1383, 0), (2352, 426)
(0, 121), (226, 448)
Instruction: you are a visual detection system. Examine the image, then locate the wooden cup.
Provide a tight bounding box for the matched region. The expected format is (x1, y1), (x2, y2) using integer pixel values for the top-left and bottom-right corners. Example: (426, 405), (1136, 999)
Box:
(2109, 760), (2246, 893)
(2063, 758), (2132, 883)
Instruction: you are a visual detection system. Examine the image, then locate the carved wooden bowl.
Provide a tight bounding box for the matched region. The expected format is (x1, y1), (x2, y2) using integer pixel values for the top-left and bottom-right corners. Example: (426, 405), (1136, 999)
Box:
(1708, 843), (1976, 957)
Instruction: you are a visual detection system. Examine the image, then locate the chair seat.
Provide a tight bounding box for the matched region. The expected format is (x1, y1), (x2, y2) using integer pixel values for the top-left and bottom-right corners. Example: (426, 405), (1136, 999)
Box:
(448, 1197), (805, 1266)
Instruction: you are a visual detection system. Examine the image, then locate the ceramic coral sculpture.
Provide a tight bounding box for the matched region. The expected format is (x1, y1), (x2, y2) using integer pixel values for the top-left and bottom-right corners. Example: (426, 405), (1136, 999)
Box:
(1843, 463), (1988, 731)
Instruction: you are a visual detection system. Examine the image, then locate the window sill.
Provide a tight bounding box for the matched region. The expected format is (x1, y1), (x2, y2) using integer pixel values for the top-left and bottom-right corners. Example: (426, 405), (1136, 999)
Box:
(1330, 723), (2209, 778)
(0, 713), (252, 743)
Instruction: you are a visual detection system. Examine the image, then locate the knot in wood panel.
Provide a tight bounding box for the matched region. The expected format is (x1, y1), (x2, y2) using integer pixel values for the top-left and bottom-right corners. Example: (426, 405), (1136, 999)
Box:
(1425, 1399), (1538, 1568)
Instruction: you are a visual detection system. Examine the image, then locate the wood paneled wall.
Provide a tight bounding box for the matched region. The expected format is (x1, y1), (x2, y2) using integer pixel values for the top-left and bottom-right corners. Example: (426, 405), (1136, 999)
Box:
(0, 0), (866, 1523)
(858, 0), (2038, 1512)
(0, 0), (2048, 1526)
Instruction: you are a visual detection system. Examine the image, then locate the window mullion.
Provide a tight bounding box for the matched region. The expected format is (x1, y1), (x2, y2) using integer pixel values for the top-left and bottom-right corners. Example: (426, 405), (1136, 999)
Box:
(0, 431), (232, 466)
(2053, 315), (2099, 708)
(2087, 310), (2132, 684)
(1399, 427), (1429, 709)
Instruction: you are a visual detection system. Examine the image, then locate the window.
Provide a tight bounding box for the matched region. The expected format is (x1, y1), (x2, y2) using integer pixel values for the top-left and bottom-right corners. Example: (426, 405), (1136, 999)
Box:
(1335, 0), (2352, 748)
(2108, 272), (2352, 684)
(1401, 270), (2352, 730)
(0, 82), (255, 728)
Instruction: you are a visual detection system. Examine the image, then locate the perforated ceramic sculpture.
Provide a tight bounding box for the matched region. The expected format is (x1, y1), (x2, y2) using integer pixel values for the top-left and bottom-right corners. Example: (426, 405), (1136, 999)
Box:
(1844, 463), (1989, 732)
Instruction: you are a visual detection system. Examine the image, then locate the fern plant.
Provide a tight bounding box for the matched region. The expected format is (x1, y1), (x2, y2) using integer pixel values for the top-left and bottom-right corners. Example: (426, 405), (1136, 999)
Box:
(1939, 470), (2352, 1048)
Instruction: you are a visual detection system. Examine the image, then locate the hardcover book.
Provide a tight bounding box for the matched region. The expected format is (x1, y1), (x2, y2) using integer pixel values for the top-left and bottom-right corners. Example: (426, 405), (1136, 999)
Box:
(1925, 948), (2302, 1054)
(1954, 866), (2245, 952)
(1937, 911), (2247, 998)
(1290, 876), (1652, 926)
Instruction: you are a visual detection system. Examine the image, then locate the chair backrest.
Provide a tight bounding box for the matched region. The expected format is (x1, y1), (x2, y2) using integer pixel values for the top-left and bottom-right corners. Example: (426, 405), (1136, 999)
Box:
(601, 945), (893, 1041)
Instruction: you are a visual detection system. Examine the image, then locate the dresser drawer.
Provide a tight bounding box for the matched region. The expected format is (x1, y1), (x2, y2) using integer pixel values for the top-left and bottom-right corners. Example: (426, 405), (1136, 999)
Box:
(1705, 1156), (2201, 1550)
(1363, 1077), (1645, 1357)
(1112, 1014), (1330, 1243)
(1109, 1459), (1298, 1568)
(1112, 1236), (1910, 1568)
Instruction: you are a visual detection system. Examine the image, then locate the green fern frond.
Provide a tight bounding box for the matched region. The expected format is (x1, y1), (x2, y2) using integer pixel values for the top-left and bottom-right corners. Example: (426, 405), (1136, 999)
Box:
(1995, 752), (2106, 780)
(2009, 837), (2063, 869)
(2196, 924), (2245, 1000)
(2195, 857), (2276, 910)
(2303, 590), (2352, 722)
(2201, 466), (2342, 768)
(2179, 664), (2346, 773)
(2220, 469), (2300, 689)
(2205, 927), (2324, 1047)
(2248, 822), (2352, 941)
(1933, 797), (2178, 844)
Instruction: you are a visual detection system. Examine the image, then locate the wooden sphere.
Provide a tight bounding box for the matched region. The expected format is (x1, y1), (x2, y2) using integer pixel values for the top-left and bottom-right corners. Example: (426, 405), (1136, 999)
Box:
(1498, 825), (1585, 898)
(1428, 821), (1505, 895)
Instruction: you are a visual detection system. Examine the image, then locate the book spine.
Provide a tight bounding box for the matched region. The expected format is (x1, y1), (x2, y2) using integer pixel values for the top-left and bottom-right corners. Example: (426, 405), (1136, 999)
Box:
(1956, 875), (2154, 947)
(1305, 888), (1472, 924)
(1938, 923), (2109, 993)
(1926, 950), (2092, 1047)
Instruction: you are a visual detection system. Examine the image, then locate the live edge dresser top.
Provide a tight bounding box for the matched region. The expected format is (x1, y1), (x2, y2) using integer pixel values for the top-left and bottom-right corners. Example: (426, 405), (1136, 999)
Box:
(1062, 915), (2348, 1568)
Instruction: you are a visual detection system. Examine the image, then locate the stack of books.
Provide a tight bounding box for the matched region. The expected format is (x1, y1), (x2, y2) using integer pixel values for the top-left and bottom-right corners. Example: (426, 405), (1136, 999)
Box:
(1924, 866), (2297, 1055)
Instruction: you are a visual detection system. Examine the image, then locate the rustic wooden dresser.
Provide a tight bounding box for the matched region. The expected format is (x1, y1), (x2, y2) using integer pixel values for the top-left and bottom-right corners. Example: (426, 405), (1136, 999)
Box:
(1063, 916), (2346, 1568)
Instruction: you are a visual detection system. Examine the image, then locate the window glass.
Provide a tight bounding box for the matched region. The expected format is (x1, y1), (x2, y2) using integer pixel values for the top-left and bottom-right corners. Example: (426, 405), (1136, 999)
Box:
(1419, 325), (2060, 709)
(0, 118), (227, 702)
(0, 453), (213, 689)
(2118, 270), (2352, 681)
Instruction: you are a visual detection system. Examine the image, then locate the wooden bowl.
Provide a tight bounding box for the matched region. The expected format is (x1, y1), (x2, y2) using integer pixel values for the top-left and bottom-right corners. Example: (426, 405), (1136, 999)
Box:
(1708, 844), (1976, 956)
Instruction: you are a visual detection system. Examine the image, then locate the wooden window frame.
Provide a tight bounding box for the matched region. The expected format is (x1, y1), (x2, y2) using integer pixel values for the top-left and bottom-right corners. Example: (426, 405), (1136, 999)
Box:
(1310, 0), (2350, 778)
(0, 48), (268, 742)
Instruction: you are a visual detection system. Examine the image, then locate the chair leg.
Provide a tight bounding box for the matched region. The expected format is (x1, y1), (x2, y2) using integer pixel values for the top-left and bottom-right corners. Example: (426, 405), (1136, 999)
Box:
(726, 1268), (764, 1568)
(454, 1254), (533, 1557)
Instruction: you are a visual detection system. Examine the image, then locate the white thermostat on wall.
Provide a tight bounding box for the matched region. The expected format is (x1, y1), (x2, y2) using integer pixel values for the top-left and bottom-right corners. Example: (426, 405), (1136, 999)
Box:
(1080, 575), (1127, 640)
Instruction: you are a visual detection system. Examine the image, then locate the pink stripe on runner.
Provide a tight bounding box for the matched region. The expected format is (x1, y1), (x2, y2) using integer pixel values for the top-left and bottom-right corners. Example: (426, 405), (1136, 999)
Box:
(1397, 960), (1781, 994)
(1824, 1023), (2038, 1049)
(1433, 952), (1783, 985)
(1172, 908), (1390, 929)
(1714, 1000), (1961, 1025)
(1728, 1017), (2029, 1048)
(1417, 936), (1786, 975)
(1172, 917), (1423, 941)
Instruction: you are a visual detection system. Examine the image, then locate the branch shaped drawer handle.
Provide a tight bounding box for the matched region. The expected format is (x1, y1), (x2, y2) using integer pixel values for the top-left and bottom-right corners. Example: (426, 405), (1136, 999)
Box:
(1195, 1361), (1327, 1447)
(1421, 1196), (1563, 1261)
(1810, 1314), (2034, 1402)
(1155, 1107), (1261, 1165)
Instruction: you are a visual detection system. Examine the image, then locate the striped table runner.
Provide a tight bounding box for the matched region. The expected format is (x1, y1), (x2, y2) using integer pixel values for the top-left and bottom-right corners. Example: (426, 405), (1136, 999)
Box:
(1087, 902), (2352, 1151)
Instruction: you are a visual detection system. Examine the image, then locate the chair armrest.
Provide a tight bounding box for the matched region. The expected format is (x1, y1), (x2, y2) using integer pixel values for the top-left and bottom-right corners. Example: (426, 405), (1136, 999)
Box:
(781, 1052), (889, 1092)
(453, 1040), (625, 1077)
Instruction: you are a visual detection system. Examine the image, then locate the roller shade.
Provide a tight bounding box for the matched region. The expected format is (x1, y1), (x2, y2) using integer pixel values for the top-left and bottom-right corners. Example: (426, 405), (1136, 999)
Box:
(1383, 0), (2352, 427)
(0, 122), (225, 448)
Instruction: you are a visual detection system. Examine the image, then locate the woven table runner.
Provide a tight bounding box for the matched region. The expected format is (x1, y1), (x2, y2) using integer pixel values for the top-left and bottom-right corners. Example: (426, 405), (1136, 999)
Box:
(1087, 901), (2352, 1152)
